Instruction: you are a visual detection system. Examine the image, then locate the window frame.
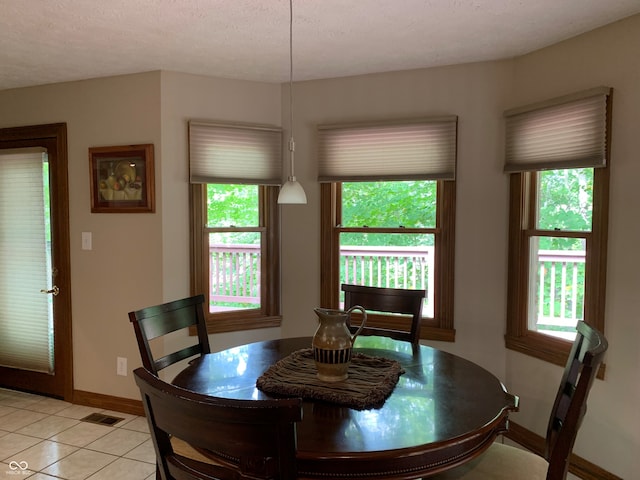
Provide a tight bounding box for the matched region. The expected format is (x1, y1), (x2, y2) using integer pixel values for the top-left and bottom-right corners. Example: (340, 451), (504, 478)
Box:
(190, 183), (282, 333)
(505, 165), (609, 368)
(320, 180), (456, 342)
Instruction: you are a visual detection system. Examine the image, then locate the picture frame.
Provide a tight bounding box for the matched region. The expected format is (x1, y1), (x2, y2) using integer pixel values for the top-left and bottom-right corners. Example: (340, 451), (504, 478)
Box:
(89, 144), (155, 213)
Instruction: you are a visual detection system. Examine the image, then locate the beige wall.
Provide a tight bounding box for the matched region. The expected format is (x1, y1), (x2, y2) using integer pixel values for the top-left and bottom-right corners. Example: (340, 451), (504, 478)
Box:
(504, 14), (640, 478)
(1, 13), (638, 479)
(0, 72), (163, 398)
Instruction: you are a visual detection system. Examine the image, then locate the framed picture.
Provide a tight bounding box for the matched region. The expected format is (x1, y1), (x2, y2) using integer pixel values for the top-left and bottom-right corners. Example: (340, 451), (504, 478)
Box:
(89, 144), (155, 213)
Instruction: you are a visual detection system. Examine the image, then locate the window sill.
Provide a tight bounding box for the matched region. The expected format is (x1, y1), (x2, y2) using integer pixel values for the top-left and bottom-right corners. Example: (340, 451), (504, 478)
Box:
(420, 326), (456, 342)
(505, 332), (605, 379)
(190, 314), (282, 335)
(352, 313), (456, 343)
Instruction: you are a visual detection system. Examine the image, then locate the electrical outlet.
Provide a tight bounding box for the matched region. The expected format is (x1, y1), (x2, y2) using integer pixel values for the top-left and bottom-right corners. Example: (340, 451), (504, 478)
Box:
(116, 357), (127, 376)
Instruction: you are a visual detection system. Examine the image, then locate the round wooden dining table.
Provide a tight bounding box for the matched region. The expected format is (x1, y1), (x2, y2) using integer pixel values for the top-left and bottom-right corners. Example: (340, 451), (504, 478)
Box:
(172, 336), (518, 480)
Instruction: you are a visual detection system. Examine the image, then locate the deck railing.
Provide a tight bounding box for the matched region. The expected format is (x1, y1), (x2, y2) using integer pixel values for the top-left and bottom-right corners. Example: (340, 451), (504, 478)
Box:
(534, 249), (586, 334)
(209, 245), (586, 330)
(209, 244), (260, 308)
(340, 245), (435, 317)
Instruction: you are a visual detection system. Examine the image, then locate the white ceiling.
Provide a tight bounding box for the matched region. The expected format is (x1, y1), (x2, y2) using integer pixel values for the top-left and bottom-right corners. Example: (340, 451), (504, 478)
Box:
(2, 0), (640, 91)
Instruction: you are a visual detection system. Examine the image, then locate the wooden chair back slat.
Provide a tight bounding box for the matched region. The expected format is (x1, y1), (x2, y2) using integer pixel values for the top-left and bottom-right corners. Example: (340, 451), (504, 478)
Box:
(341, 284), (425, 346)
(129, 294), (211, 375)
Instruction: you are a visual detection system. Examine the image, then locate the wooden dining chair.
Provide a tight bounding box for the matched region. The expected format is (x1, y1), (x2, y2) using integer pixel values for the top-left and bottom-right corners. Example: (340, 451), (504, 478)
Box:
(341, 284), (425, 346)
(432, 320), (608, 480)
(128, 294), (210, 375)
(134, 366), (302, 480)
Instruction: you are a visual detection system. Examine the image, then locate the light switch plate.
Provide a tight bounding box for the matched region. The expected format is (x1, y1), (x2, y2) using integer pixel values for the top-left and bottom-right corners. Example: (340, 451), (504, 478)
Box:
(81, 232), (92, 250)
(117, 357), (127, 376)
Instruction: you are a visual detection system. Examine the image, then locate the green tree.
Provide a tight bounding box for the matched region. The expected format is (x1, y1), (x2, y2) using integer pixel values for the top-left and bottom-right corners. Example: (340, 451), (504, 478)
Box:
(206, 184), (259, 243)
(342, 181), (436, 247)
(538, 168), (592, 250)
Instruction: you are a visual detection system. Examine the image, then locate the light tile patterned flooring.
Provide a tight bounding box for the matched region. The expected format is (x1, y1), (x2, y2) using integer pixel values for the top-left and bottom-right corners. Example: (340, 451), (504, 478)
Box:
(0, 388), (156, 480)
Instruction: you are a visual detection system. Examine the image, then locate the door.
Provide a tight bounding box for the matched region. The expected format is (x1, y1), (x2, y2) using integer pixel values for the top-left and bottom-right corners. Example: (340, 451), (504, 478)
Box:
(0, 123), (72, 400)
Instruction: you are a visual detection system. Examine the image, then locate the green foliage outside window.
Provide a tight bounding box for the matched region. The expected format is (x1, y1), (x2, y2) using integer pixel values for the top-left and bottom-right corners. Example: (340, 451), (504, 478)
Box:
(534, 168), (593, 335)
(43, 159), (51, 243)
(342, 181), (436, 246)
(206, 184), (261, 310)
(340, 181), (436, 308)
(206, 184), (259, 243)
(204, 172), (591, 325)
(537, 168), (593, 249)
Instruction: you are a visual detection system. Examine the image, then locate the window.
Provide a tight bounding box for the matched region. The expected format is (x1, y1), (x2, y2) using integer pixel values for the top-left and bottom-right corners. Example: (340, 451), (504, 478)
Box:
(319, 118), (457, 342)
(504, 88), (611, 366)
(189, 122), (282, 333)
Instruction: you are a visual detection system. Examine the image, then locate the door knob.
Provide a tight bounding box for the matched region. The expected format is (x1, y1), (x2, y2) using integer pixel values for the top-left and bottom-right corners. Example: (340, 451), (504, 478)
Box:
(40, 286), (60, 296)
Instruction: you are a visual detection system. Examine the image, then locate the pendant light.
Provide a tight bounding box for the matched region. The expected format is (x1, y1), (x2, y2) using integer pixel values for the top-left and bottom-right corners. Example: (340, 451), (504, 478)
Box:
(278, 0), (307, 204)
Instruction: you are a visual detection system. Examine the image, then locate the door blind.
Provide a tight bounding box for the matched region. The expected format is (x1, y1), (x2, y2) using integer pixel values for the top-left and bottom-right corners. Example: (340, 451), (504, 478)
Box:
(0, 148), (53, 373)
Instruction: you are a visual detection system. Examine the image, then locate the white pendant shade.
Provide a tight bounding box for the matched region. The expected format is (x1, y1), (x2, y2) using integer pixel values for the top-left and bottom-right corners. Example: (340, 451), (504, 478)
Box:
(278, 177), (307, 204)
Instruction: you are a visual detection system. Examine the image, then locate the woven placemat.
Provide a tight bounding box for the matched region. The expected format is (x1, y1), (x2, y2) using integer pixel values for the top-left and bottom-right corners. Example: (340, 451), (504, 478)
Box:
(256, 348), (404, 410)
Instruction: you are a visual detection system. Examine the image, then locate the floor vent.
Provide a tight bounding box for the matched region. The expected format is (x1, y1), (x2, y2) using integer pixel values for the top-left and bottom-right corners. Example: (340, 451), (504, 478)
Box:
(80, 412), (124, 426)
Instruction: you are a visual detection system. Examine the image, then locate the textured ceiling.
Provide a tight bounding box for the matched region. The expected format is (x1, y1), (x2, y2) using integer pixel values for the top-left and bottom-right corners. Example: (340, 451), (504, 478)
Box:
(1, 0), (640, 91)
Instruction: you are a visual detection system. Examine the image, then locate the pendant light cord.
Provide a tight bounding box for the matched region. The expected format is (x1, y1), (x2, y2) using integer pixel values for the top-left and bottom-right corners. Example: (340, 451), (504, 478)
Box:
(288, 0), (295, 178)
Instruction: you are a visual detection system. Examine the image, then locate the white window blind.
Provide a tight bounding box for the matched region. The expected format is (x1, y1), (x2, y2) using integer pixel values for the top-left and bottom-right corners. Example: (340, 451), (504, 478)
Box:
(189, 121), (283, 185)
(0, 148), (53, 373)
(504, 87), (611, 172)
(317, 117), (458, 182)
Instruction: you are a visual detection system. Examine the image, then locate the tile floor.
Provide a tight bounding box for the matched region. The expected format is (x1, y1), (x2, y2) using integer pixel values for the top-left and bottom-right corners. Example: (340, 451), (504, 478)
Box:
(0, 388), (156, 480)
